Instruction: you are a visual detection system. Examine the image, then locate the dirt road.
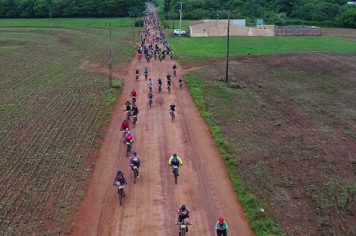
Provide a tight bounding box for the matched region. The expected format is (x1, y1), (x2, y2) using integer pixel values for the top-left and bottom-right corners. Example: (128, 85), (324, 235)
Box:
(70, 15), (253, 236)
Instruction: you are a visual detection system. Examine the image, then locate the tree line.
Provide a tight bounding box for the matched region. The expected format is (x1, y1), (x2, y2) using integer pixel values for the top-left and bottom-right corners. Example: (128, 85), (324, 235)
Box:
(0, 0), (146, 18)
(163, 0), (356, 27)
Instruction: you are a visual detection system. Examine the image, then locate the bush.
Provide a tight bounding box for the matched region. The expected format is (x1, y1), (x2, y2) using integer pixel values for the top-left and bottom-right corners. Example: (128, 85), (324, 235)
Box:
(340, 8), (356, 27)
(184, 9), (209, 20)
(134, 19), (144, 27)
(111, 80), (122, 89)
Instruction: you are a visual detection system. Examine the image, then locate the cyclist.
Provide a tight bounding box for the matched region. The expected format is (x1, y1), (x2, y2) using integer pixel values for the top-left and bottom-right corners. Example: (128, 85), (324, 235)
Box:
(124, 100), (132, 112)
(129, 152), (142, 178)
(130, 88), (137, 99)
(177, 205), (191, 232)
(170, 50), (174, 59)
(132, 104), (139, 120)
(144, 66), (148, 78)
(148, 78), (153, 87)
(178, 77), (183, 87)
(135, 68), (140, 77)
(167, 73), (172, 89)
(123, 130), (134, 143)
(113, 170), (127, 197)
(168, 153), (182, 175)
(158, 77), (162, 86)
(173, 63), (177, 71)
(170, 101), (176, 112)
(147, 92), (154, 104)
(215, 216), (229, 236)
(120, 119), (130, 131)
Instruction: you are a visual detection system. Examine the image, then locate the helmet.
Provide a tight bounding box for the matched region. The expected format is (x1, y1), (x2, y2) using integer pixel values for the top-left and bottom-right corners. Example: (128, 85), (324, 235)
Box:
(133, 151), (137, 156)
(149, 78), (152, 80)
(132, 88), (135, 91)
(219, 216), (224, 223)
(171, 101), (174, 105)
(127, 131), (131, 134)
(173, 153), (177, 157)
(117, 170), (122, 175)
(126, 100), (129, 103)
(124, 119), (127, 122)
(174, 63), (176, 66)
(181, 205), (186, 211)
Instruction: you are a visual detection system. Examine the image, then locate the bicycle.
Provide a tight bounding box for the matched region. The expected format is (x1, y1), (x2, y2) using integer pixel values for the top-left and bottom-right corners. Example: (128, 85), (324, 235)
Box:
(126, 110), (131, 121)
(126, 140), (133, 157)
(170, 164), (181, 184)
(132, 115), (137, 128)
(129, 164), (139, 184)
(115, 182), (125, 206)
(175, 219), (192, 236)
(170, 110), (175, 123)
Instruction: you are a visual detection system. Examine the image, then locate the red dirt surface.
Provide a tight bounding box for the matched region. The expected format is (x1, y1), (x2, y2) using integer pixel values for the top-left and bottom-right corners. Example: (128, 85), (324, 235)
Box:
(69, 30), (253, 236)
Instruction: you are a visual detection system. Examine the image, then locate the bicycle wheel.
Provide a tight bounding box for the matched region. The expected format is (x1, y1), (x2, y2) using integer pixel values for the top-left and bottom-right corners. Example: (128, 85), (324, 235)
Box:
(119, 189), (123, 206)
(174, 168), (178, 184)
(127, 145), (130, 157)
(134, 170), (136, 184)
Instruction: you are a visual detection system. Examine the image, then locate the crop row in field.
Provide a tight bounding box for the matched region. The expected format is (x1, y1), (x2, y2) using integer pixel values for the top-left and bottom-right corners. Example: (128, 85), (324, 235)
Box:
(0, 26), (137, 235)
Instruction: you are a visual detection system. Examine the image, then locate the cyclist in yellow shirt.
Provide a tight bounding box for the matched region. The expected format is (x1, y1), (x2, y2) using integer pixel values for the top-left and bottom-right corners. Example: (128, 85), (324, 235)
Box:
(168, 153), (183, 176)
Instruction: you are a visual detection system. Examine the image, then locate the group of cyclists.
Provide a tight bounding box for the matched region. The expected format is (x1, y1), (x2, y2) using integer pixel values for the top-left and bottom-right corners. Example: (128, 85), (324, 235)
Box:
(113, 12), (230, 236)
(135, 64), (182, 95)
(138, 15), (174, 62)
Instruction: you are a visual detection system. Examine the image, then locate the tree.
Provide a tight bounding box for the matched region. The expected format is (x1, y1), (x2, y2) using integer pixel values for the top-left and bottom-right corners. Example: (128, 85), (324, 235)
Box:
(128, 6), (141, 44)
(340, 8), (356, 27)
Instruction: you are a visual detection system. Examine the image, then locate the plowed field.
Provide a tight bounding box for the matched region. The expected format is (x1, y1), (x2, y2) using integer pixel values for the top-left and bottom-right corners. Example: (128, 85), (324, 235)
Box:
(0, 26), (137, 235)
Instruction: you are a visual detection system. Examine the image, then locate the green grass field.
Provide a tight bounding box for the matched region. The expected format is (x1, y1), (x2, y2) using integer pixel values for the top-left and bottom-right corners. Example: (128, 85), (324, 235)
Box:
(0, 17), (134, 27)
(169, 36), (356, 56)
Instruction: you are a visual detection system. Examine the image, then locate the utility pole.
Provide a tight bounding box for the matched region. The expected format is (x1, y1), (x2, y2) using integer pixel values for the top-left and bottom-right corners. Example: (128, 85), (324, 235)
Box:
(48, 5), (52, 27)
(171, 6), (175, 28)
(132, 17), (135, 45)
(225, 10), (230, 83)
(109, 23), (112, 86)
(178, 2), (184, 37)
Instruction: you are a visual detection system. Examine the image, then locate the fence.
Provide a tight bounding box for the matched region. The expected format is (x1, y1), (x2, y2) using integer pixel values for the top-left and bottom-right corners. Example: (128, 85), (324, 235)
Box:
(274, 25), (322, 36)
